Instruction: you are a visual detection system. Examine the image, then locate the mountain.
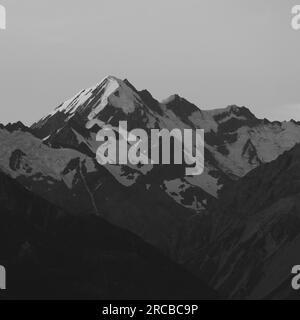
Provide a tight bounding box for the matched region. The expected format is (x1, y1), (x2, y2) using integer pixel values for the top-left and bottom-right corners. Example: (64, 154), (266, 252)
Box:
(0, 125), (205, 259)
(0, 169), (217, 299)
(182, 144), (300, 299)
(29, 77), (300, 254)
(2, 75), (300, 299)
(31, 76), (300, 202)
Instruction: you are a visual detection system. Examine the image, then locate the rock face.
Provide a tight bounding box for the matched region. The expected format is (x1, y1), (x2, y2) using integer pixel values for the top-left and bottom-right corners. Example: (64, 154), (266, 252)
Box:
(32, 76), (300, 198)
(0, 169), (217, 300)
(183, 145), (300, 299)
(2, 75), (300, 299)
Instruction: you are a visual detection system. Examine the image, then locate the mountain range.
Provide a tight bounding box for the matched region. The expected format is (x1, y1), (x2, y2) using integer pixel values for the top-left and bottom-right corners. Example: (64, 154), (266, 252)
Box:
(1, 75), (300, 299)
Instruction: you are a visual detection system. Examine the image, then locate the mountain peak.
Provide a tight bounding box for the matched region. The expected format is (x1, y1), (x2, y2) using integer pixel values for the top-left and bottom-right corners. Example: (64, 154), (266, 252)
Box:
(205, 105), (258, 123)
(226, 105), (242, 113)
(99, 75), (123, 86)
(49, 75), (141, 120)
(5, 121), (29, 133)
(161, 94), (182, 104)
(87, 75), (142, 120)
(227, 105), (255, 117)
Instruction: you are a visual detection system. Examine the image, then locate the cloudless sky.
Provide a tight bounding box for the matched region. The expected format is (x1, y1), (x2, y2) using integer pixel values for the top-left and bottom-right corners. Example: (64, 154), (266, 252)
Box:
(0, 0), (300, 124)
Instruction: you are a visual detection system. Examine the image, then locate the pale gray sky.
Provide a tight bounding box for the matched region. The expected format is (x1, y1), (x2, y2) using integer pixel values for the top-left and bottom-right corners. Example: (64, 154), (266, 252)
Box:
(0, 0), (300, 124)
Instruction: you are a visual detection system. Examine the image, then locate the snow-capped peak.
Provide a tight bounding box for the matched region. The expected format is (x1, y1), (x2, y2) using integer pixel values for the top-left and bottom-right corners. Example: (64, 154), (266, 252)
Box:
(87, 75), (141, 120)
(47, 75), (142, 121)
(161, 94), (182, 104)
(31, 76), (300, 204)
(204, 105), (256, 120)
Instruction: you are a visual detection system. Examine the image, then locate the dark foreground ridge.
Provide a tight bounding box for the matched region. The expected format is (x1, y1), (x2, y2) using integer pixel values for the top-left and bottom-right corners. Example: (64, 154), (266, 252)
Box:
(0, 170), (217, 300)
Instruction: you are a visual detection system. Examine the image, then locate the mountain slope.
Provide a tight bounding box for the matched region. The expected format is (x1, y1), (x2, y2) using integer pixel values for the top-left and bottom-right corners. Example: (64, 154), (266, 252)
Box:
(0, 126), (209, 260)
(182, 144), (300, 299)
(0, 169), (217, 300)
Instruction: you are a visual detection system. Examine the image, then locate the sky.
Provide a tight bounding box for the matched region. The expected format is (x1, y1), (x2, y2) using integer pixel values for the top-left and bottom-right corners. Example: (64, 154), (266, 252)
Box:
(0, 0), (300, 125)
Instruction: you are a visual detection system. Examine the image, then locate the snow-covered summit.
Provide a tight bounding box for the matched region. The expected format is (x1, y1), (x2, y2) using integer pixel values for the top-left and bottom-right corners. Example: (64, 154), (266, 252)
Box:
(31, 76), (300, 204)
(52, 75), (141, 118)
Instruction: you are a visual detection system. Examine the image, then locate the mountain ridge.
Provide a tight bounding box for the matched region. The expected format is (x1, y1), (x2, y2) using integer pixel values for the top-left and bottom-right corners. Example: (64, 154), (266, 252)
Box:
(0, 167), (217, 299)
(1, 75), (300, 299)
